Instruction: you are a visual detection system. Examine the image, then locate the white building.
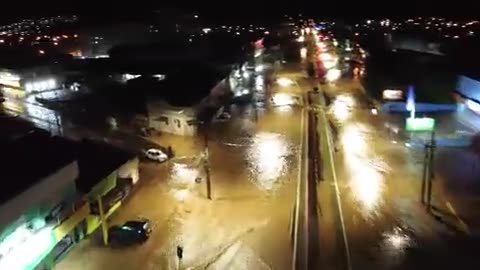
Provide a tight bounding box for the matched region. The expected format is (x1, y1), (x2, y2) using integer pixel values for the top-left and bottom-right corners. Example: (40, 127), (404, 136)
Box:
(148, 100), (197, 136)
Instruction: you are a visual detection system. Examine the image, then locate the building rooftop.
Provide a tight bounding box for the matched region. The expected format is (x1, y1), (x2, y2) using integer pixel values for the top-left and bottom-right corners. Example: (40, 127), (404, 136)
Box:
(133, 64), (227, 107)
(0, 115), (136, 204)
(75, 139), (135, 194)
(0, 116), (77, 205)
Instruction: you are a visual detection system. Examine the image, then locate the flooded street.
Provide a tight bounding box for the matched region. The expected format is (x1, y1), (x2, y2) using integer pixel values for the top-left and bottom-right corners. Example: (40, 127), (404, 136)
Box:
(56, 70), (305, 270)
(318, 78), (480, 269)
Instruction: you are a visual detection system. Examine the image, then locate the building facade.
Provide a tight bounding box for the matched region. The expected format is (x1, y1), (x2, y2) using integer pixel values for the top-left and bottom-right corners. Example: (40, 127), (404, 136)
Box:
(0, 119), (139, 270)
(148, 100), (197, 136)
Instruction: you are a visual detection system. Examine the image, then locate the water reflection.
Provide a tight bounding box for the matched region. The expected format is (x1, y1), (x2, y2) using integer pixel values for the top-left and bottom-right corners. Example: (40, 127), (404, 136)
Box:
(247, 132), (289, 191)
(381, 226), (414, 256)
(170, 163), (200, 184)
(329, 94), (355, 123)
(341, 123), (385, 217)
(255, 75), (264, 91)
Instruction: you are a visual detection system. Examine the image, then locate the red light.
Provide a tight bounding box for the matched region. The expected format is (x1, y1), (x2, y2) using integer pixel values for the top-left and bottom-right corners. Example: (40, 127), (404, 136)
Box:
(253, 38), (264, 49)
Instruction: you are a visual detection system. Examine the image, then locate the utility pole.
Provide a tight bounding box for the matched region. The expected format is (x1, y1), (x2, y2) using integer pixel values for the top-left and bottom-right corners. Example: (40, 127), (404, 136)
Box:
(421, 131), (436, 210)
(421, 143), (429, 204)
(426, 131), (436, 210)
(203, 127), (212, 200)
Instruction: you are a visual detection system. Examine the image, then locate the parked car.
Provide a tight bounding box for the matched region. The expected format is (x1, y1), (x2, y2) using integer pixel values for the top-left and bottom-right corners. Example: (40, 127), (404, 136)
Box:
(108, 218), (152, 246)
(144, 148), (168, 162)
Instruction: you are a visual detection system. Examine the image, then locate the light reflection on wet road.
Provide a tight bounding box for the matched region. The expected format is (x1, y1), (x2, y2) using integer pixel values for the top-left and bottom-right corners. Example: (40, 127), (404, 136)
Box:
(247, 132), (291, 191)
(56, 70), (304, 270)
(321, 79), (480, 269)
(339, 122), (387, 218)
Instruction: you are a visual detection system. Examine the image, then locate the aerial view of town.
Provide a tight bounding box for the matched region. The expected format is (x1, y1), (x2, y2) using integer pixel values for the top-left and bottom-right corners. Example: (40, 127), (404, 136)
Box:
(1, 6), (480, 270)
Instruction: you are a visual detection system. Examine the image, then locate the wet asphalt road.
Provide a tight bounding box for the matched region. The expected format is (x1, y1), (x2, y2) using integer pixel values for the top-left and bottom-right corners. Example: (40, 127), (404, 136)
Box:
(56, 70), (307, 270)
(5, 53), (480, 269)
(317, 77), (480, 270)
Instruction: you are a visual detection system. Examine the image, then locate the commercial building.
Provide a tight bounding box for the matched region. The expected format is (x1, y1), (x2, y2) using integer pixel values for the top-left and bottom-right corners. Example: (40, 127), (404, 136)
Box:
(0, 115), (138, 270)
(0, 68), (61, 100)
(0, 49), (68, 98)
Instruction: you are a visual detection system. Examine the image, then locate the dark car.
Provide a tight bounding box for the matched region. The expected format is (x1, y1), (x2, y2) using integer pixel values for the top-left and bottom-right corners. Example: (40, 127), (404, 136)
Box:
(108, 219), (152, 246)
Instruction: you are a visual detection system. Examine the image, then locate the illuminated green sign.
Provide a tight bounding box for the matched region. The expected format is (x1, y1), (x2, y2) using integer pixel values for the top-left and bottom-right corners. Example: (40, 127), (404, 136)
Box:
(405, 117), (435, 132)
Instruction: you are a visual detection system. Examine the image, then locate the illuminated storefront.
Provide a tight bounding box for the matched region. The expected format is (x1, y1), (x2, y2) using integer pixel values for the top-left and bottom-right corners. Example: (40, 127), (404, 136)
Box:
(0, 72), (25, 102)
(0, 70), (59, 101)
(0, 72), (21, 88)
(0, 219), (55, 270)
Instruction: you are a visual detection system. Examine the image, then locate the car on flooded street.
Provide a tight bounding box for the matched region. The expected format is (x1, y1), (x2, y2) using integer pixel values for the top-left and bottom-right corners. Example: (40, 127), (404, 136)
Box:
(144, 148), (168, 162)
(108, 218), (152, 246)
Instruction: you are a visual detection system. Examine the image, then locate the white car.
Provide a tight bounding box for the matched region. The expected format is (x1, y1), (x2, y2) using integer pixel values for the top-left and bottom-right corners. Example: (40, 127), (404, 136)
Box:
(145, 148), (168, 162)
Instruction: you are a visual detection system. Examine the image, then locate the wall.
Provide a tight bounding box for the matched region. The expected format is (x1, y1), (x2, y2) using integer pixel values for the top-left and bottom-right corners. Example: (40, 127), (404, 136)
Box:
(150, 111), (197, 136)
(117, 158), (140, 184)
(0, 162), (79, 239)
(86, 172), (117, 201)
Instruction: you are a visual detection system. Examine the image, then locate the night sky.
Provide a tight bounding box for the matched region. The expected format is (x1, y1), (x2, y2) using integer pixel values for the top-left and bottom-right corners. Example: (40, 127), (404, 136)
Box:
(0, 1), (477, 24)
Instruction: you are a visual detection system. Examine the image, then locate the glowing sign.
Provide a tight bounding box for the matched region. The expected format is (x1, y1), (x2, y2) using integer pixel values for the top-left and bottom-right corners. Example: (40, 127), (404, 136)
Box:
(382, 89), (403, 100)
(405, 117), (435, 132)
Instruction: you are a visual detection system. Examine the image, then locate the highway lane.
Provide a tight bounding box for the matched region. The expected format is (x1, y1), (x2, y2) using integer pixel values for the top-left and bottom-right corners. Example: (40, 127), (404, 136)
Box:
(317, 77), (480, 269)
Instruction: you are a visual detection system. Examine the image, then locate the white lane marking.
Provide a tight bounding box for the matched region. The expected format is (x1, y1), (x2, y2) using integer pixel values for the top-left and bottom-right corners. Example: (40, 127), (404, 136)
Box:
(319, 106), (353, 270)
(292, 91), (305, 270)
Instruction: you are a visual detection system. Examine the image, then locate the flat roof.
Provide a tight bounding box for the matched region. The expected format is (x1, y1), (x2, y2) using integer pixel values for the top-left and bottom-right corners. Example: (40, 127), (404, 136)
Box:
(0, 121), (77, 205)
(0, 115), (136, 204)
(75, 139), (135, 193)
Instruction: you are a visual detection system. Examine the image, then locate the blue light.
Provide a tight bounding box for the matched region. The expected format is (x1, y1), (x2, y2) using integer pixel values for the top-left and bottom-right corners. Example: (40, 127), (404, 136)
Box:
(406, 85), (416, 118)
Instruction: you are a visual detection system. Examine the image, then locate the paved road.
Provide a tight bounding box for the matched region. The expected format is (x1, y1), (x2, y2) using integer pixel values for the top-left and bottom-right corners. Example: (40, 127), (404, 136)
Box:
(56, 69), (307, 270)
(316, 76), (480, 270)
